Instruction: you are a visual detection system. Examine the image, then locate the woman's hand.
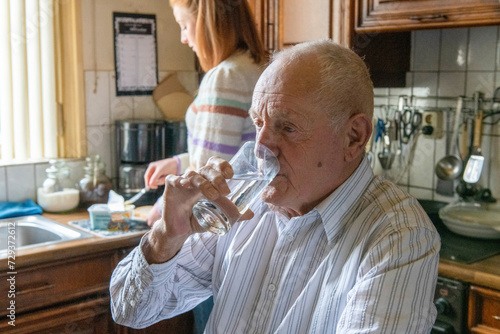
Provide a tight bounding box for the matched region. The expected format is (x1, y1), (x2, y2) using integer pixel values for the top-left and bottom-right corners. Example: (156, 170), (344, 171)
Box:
(144, 158), (178, 189)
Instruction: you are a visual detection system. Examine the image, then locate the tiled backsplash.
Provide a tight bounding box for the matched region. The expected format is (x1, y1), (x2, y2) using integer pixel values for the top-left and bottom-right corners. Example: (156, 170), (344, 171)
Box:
(373, 26), (500, 202)
(1, 26), (499, 204)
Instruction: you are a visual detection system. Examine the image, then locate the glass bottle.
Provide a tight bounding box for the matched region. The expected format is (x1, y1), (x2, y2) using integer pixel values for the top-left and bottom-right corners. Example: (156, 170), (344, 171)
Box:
(78, 155), (113, 208)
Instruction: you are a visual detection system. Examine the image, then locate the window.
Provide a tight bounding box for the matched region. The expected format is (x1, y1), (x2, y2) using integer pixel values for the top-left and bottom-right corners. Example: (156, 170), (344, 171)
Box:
(0, 0), (86, 164)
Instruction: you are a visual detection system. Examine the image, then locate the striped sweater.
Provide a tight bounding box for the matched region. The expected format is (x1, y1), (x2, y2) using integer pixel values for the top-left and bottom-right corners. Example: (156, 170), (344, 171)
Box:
(176, 51), (264, 172)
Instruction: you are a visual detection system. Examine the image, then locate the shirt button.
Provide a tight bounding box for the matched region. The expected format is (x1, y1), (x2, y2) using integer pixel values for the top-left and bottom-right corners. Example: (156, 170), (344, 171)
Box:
(268, 283), (276, 291)
(286, 234), (294, 242)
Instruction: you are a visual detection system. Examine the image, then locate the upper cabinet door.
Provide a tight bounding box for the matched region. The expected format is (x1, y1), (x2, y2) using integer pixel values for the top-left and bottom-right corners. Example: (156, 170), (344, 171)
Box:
(356, 0), (500, 32)
(251, 0), (355, 51)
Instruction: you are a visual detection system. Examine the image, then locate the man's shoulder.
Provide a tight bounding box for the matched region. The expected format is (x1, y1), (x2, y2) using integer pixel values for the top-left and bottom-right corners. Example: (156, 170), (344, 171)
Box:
(363, 175), (435, 232)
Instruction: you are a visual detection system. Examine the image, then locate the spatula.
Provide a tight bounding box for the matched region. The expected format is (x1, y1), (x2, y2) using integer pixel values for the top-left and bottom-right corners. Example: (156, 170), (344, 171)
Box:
(463, 110), (484, 184)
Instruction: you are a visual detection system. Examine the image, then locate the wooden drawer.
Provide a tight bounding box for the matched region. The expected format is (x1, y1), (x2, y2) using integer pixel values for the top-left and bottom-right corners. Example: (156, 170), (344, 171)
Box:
(0, 295), (113, 334)
(469, 285), (500, 334)
(0, 251), (115, 314)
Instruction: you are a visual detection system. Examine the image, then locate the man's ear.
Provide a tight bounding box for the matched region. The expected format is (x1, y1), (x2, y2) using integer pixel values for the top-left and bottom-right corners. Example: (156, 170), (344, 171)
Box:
(344, 113), (372, 162)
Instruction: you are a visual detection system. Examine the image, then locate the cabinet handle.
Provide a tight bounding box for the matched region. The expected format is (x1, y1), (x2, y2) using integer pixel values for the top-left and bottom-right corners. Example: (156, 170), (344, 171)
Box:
(493, 315), (500, 321)
(408, 14), (448, 22)
(18, 282), (55, 295)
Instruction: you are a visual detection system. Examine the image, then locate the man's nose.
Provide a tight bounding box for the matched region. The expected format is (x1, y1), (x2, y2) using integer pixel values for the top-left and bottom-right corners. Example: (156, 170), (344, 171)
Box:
(256, 126), (279, 157)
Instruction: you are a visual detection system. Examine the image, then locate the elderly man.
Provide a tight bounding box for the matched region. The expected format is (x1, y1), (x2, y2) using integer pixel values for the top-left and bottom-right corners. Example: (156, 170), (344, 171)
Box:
(110, 40), (440, 333)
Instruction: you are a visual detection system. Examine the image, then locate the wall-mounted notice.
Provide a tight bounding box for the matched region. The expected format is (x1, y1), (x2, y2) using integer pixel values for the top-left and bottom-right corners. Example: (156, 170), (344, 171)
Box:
(113, 12), (158, 96)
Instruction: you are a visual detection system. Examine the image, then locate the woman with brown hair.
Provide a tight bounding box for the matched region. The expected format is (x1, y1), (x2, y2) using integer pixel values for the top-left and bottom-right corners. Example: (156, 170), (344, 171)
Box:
(144, 0), (267, 226)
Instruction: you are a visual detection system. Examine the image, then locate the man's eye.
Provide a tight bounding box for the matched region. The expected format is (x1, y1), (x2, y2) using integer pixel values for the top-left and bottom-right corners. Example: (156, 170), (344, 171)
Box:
(253, 120), (263, 128)
(284, 125), (295, 133)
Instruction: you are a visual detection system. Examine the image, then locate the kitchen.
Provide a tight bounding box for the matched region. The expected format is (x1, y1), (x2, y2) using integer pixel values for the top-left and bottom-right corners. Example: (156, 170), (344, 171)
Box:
(1, 0), (500, 333)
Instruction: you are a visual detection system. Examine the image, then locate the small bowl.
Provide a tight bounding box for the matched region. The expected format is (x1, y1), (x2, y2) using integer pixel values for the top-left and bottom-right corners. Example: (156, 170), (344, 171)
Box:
(438, 201), (500, 239)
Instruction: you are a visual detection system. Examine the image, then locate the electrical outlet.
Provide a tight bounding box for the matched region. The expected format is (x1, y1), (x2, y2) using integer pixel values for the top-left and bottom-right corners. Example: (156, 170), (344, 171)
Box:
(422, 111), (444, 139)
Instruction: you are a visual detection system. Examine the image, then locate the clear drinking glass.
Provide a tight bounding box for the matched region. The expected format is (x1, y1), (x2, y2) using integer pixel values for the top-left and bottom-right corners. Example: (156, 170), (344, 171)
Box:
(192, 141), (280, 235)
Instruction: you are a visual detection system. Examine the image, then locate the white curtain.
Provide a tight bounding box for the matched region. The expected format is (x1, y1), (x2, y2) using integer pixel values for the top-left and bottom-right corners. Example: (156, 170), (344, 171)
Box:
(0, 0), (58, 161)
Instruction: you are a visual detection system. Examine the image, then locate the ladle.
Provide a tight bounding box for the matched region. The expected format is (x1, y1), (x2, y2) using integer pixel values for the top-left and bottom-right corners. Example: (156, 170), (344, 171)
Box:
(435, 97), (463, 180)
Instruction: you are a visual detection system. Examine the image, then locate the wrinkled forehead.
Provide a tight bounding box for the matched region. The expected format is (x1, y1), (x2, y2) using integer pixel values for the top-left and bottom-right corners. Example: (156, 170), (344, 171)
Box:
(255, 54), (320, 97)
(250, 57), (321, 121)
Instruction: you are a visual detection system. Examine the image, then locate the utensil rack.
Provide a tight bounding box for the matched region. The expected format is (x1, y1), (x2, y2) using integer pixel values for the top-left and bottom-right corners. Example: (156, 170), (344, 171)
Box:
(374, 90), (500, 125)
(372, 91), (499, 197)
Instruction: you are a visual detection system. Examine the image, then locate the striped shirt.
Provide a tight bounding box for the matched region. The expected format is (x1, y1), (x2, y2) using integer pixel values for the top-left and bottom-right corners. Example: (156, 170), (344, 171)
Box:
(110, 157), (440, 333)
(176, 51), (263, 172)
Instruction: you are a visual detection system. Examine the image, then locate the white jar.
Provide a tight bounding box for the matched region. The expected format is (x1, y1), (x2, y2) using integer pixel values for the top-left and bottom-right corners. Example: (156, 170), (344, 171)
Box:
(37, 159), (80, 213)
(37, 188), (80, 213)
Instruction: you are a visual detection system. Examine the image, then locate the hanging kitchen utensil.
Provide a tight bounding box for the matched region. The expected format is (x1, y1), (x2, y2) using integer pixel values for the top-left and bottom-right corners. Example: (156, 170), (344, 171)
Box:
(378, 133), (395, 170)
(435, 110), (455, 196)
(400, 108), (422, 144)
(435, 97), (463, 180)
(460, 119), (469, 161)
(463, 109), (484, 183)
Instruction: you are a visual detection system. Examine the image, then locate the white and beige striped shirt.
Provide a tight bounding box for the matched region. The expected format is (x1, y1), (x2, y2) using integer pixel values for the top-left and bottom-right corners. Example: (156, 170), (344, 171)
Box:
(110, 157), (440, 333)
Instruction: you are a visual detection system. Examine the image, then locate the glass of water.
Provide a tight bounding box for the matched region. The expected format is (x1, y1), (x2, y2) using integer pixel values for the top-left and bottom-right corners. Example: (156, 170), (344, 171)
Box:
(192, 141), (279, 235)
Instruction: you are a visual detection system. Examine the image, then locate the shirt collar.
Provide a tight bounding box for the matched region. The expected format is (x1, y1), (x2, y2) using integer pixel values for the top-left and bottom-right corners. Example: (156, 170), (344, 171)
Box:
(315, 156), (374, 244)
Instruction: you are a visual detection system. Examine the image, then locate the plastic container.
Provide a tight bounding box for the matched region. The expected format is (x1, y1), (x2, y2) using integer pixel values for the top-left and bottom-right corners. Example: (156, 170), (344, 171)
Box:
(88, 203), (134, 231)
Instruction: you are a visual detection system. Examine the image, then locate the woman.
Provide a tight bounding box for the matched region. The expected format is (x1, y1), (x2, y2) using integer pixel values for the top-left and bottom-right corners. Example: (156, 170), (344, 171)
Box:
(144, 0), (267, 226)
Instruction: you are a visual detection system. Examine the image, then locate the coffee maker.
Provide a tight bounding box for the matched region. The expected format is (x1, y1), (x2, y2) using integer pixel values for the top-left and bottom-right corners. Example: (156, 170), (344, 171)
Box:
(115, 119), (187, 202)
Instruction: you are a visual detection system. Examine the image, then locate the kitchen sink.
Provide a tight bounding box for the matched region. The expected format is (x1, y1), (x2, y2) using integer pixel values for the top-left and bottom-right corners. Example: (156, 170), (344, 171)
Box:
(0, 215), (93, 254)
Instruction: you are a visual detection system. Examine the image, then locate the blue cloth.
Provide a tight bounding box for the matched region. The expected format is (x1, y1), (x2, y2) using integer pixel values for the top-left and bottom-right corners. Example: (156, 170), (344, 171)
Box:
(192, 297), (213, 334)
(0, 199), (43, 219)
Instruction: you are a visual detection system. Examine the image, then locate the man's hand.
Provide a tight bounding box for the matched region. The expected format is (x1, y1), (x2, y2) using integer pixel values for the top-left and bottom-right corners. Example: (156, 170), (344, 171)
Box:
(142, 156), (234, 264)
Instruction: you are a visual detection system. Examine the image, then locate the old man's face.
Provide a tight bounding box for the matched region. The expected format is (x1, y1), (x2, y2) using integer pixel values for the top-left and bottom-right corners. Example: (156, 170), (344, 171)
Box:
(250, 56), (351, 217)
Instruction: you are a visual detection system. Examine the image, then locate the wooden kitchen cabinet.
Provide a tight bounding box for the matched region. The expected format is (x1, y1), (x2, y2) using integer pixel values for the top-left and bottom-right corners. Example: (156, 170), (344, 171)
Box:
(0, 250), (116, 333)
(468, 285), (500, 333)
(251, 0), (411, 87)
(252, 0), (500, 87)
(0, 296), (113, 334)
(0, 246), (193, 334)
(356, 0), (500, 33)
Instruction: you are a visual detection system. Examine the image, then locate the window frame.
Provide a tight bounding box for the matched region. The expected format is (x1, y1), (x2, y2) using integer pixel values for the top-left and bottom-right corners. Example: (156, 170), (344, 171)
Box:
(56, 0), (86, 159)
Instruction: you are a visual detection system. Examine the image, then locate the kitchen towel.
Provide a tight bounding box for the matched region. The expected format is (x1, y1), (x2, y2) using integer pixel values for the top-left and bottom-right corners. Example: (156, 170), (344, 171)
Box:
(0, 199), (43, 219)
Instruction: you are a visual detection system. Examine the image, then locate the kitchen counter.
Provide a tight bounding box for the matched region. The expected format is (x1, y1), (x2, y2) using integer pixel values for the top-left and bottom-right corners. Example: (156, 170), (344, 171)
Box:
(2, 210), (500, 291)
(0, 210), (144, 271)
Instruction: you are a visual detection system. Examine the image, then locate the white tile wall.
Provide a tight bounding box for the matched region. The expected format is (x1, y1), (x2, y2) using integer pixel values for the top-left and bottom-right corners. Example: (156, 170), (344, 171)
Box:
(374, 26), (500, 203)
(0, 160), (85, 204)
(468, 26), (497, 71)
(440, 28), (468, 71)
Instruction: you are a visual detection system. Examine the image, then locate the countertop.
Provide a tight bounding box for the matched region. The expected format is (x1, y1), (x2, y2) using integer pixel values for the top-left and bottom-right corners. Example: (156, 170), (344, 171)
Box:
(3, 210), (500, 291)
(1, 210), (144, 271)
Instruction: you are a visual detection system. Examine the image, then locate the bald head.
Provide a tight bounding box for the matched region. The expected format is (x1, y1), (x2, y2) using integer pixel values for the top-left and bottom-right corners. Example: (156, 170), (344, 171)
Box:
(259, 40), (374, 131)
